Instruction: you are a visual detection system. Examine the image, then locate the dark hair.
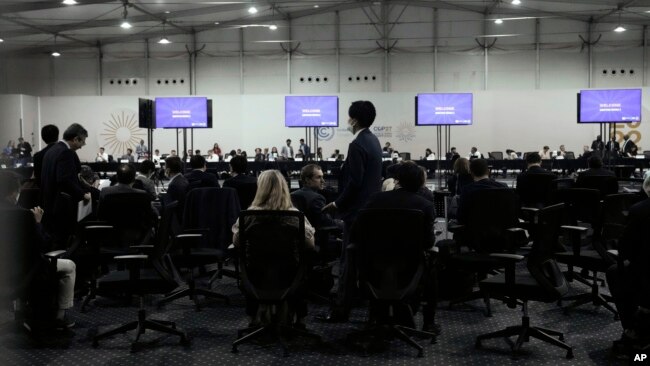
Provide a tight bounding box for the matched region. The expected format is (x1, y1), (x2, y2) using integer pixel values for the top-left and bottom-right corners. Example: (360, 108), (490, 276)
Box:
(588, 155), (603, 169)
(300, 164), (322, 185)
(79, 165), (98, 184)
(348, 100), (376, 128)
(506, 149), (514, 154)
(116, 164), (136, 184)
(0, 171), (21, 198)
(189, 155), (206, 169)
(469, 158), (489, 178)
(126, 148), (132, 154)
(453, 157), (470, 175)
(139, 160), (155, 174)
(62, 123), (88, 141)
(165, 156), (183, 174)
(230, 155), (248, 174)
(526, 152), (542, 165)
(41, 124), (59, 144)
(395, 161), (425, 192)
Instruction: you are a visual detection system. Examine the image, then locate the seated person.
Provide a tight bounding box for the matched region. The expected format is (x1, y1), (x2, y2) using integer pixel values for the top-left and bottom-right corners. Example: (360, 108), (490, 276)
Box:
(516, 152), (555, 207)
(457, 159), (507, 224)
(468, 147), (482, 160)
(505, 149), (519, 160)
(538, 145), (552, 160)
(0, 171), (76, 329)
(100, 163), (149, 200)
(578, 155), (616, 177)
(120, 148), (135, 163)
(232, 170), (315, 327)
(447, 157), (473, 196)
(135, 160), (157, 200)
(223, 155), (258, 209)
(95, 147), (109, 163)
(163, 156), (189, 210)
(291, 164), (342, 230)
(446, 147), (460, 161)
(607, 175), (650, 354)
(184, 155), (220, 190)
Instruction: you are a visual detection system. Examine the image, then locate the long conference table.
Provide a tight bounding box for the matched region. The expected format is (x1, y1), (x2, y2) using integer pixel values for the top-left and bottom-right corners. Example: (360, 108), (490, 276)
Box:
(8, 158), (650, 181)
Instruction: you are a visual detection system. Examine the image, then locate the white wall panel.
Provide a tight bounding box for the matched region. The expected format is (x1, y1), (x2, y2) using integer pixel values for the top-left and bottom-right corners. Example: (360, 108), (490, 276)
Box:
(592, 47), (643, 88)
(540, 50), (588, 89)
(489, 52), (536, 90)
(435, 53), (484, 91)
(196, 56), (241, 94)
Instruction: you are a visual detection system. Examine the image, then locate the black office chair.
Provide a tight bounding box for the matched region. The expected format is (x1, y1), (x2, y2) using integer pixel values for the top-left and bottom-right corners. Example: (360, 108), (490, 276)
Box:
(97, 191), (157, 249)
(234, 181), (258, 210)
(552, 188), (618, 318)
(488, 151), (503, 160)
(476, 203), (578, 359)
(516, 172), (557, 209)
(232, 210), (320, 356)
(345, 209), (437, 357)
(91, 201), (189, 351)
(550, 177), (574, 191)
(158, 187), (239, 310)
(17, 187), (40, 210)
(565, 152), (575, 159)
(444, 188), (523, 316)
(576, 174), (619, 196)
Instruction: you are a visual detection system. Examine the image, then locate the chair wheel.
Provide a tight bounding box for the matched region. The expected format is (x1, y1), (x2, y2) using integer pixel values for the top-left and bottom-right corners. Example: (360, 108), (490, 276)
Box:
(418, 350), (424, 358)
(92, 340), (99, 348)
(431, 337), (437, 344)
(231, 346), (238, 353)
(566, 349), (574, 359)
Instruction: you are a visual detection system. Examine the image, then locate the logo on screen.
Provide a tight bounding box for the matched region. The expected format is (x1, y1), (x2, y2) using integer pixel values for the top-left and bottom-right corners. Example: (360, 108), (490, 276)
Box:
(99, 110), (146, 154)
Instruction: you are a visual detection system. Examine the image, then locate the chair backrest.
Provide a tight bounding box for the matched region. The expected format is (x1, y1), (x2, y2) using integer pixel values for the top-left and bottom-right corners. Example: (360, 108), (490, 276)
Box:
(576, 174), (619, 196)
(488, 151), (503, 160)
(235, 181), (257, 210)
(97, 191), (155, 245)
(182, 187), (241, 250)
(517, 173), (557, 208)
(550, 178), (574, 191)
(565, 151), (575, 159)
(238, 210), (305, 301)
(352, 208), (425, 301)
(527, 203), (569, 298)
(601, 193), (644, 247)
(552, 188), (601, 226)
(398, 152), (411, 161)
(462, 188), (520, 253)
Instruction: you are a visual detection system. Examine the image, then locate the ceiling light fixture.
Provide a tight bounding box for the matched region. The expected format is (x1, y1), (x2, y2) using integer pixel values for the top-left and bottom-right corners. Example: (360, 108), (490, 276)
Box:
(248, 6), (258, 14)
(214, 21), (220, 25)
(614, 25), (626, 32)
(0, 38), (4, 43)
(120, 2), (132, 29)
(62, 0), (78, 5)
(494, 18), (503, 24)
(51, 51), (61, 57)
(314, 4), (319, 8)
(511, 0), (521, 5)
(51, 34), (61, 57)
(158, 21), (171, 44)
(269, 24), (278, 30)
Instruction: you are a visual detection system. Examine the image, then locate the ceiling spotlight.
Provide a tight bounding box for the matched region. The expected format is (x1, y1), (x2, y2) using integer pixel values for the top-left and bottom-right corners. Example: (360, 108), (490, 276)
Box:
(614, 25), (626, 32)
(314, 4), (319, 8)
(494, 18), (503, 24)
(0, 38), (4, 43)
(62, 0), (77, 4)
(269, 24), (278, 30)
(158, 37), (171, 44)
(120, 21), (132, 29)
(214, 22), (220, 25)
(164, 11), (170, 14)
(511, 0), (521, 4)
(120, 3), (132, 29)
(51, 51), (61, 57)
(248, 6), (258, 14)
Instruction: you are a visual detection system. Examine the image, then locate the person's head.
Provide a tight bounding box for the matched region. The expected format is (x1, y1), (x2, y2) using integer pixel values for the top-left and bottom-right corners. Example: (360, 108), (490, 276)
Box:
(187, 149), (193, 155)
(425, 148), (432, 155)
(62, 123), (88, 150)
(139, 160), (155, 175)
(193, 150), (199, 156)
(385, 142), (391, 148)
(300, 164), (324, 190)
(469, 159), (489, 180)
(559, 144), (565, 151)
(170, 150), (177, 156)
(189, 155), (207, 170)
(471, 147), (477, 154)
(348, 100), (377, 132)
(506, 149), (514, 155)
(271, 147), (278, 153)
(596, 135), (602, 141)
(643, 175), (650, 197)
(624, 134), (630, 141)
(230, 155), (247, 174)
(154, 149), (159, 155)
(395, 161), (425, 192)
(140, 139), (144, 145)
(6, 140), (13, 147)
(116, 164), (136, 185)
(263, 148), (269, 153)
(317, 147), (322, 153)
(99, 147), (105, 153)
(610, 136), (616, 142)
(583, 145), (590, 152)
(251, 170), (292, 210)
(165, 156), (183, 177)
(126, 148), (133, 155)
(450, 147), (457, 153)
(241, 151), (247, 157)
(286, 139), (292, 146)
(588, 155), (603, 169)
(299, 139), (304, 145)
(41, 124), (59, 144)
(255, 148), (261, 154)
(229, 149), (237, 157)
(453, 157), (470, 175)
(213, 143), (220, 149)
(79, 165), (97, 185)
(543, 145), (549, 151)
(236, 149), (242, 155)
(0, 171), (21, 204)
(18, 137), (24, 143)
(526, 152), (542, 166)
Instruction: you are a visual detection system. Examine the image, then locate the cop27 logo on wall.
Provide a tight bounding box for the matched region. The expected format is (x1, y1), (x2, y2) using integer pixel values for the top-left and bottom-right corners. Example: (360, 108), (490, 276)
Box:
(99, 110), (146, 154)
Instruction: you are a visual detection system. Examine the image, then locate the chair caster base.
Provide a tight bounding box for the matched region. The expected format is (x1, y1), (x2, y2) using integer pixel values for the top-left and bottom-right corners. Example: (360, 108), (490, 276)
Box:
(231, 346), (238, 354)
(475, 340), (482, 349)
(417, 350), (424, 358)
(92, 340), (98, 348)
(566, 349), (574, 359)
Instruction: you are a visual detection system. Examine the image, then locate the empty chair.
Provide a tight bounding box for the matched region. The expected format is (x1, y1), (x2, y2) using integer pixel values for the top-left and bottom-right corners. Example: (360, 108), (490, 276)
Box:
(575, 174), (619, 196)
(488, 151), (503, 160)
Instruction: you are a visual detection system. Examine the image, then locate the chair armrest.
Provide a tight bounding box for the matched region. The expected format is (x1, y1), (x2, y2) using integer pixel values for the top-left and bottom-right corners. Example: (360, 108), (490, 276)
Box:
(114, 254), (148, 262)
(607, 249), (619, 258)
(561, 225), (588, 233)
(447, 223), (464, 233)
(489, 253), (525, 261)
(44, 250), (66, 258)
(175, 233), (203, 255)
(561, 225), (587, 256)
(130, 245), (155, 255)
(520, 207), (539, 214)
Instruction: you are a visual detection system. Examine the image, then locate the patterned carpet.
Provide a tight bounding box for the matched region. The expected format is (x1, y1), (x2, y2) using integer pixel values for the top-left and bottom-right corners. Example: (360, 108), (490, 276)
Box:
(0, 265), (629, 366)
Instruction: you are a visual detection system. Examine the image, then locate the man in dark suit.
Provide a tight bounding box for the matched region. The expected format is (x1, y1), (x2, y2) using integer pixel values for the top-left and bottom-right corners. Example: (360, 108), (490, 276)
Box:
(40, 123), (91, 248)
(362, 161), (438, 330)
(99, 164), (147, 201)
(607, 177), (650, 354)
(579, 155), (616, 177)
(223, 155), (257, 209)
(516, 152), (556, 208)
(32, 124), (59, 185)
(621, 134), (638, 157)
(17, 137), (32, 159)
(321, 100), (383, 321)
(184, 155), (220, 190)
(291, 163), (340, 230)
(605, 136), (620, 158)
(164, 156), (189, 210)
(457, 158), (507, 224)
(591, 135), (605, 153)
